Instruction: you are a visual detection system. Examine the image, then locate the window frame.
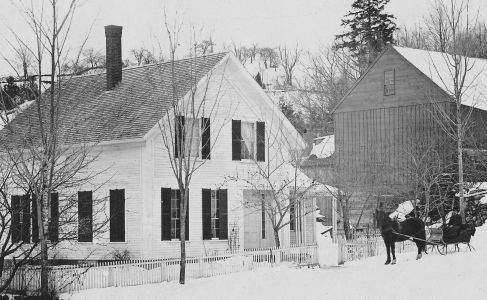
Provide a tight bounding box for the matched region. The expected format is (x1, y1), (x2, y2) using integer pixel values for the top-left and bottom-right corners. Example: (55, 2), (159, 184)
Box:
(384, 69), (395, 96)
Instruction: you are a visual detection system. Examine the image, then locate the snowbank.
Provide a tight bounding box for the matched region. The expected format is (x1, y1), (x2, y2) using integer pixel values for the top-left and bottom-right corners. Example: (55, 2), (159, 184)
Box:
(61, 224), (487, 300)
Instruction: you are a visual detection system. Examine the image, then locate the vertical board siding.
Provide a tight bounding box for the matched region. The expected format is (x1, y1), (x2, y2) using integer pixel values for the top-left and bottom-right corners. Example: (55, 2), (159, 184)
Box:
(335, 104), (452, 186)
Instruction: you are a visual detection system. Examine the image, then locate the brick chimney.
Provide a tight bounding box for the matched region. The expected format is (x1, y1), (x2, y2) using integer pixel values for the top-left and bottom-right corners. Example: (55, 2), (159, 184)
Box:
(105, 25), (123, 90)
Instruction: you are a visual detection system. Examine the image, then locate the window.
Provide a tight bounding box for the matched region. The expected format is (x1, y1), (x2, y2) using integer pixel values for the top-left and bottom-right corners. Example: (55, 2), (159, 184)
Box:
(170, 190), (180, 239)
(290, 201), (296, 231)
(110, 189), (125, 242)
(384, 69), (395, 95)
(241, 121), (255, 159)
(186, 118), (201, 157)
(232, 120), (265, 161)
(261, 193), (266, 239)
(202, 189), (228, 240)
(78, 191), (93, 242)
(175, 116), (211, 158)
(161, 188), (188, 241)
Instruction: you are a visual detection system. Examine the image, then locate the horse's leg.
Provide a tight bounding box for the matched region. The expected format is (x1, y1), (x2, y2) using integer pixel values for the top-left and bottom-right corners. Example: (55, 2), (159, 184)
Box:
(391, 242), (396, 264)
(385, 241), (391, 265)
(415, 240), (423, 260)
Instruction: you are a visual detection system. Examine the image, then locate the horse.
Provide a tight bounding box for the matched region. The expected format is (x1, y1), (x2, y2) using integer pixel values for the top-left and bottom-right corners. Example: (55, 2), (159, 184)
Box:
(375, 209), (427, 265)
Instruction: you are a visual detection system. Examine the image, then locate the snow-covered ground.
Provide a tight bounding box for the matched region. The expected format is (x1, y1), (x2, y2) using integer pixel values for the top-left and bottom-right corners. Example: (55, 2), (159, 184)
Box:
(61, 225), (487, 300)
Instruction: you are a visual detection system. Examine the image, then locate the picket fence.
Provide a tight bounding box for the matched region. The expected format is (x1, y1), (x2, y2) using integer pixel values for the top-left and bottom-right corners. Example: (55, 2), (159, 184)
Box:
(1, 244), (318, 295)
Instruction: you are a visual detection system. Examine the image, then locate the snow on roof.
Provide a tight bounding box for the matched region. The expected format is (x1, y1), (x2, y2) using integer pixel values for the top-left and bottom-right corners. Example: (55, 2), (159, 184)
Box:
(309, 135), (334, 159)
(0, 100), (34, 130)
(394, 46), (487, 111)
(389, 199), (420, 221)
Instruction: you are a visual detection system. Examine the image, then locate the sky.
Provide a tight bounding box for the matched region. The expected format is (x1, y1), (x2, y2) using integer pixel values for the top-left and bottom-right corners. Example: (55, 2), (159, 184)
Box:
(0, 0), (486, 75)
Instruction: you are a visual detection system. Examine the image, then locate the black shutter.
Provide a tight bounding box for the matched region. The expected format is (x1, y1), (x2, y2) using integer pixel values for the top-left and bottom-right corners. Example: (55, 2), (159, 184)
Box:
(78, 191), (93, 242)
(161, 188), (171, 241)
(174, 116), (185, 158)
(11, 195), (21, 243)
(49, 193), (59, 243)
(202, 189), (212, 240)
(110, 189), (125, 242)
(21, 195), (30, 243)
(232, 120), (241, 161)
(256, 121), (265, 162)
(219, 189), (228, 240)
(32, 194), (39, 243)
(201, 118), (211, 159)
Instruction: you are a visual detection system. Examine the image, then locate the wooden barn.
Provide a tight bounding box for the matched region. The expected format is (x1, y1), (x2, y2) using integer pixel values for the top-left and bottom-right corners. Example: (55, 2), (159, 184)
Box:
(332, 46), (487, 222)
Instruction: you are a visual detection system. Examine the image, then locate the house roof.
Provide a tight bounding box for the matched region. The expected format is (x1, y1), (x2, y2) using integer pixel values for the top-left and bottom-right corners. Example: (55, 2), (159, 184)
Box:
(0, 53), (227, 146)
(309, 135), (334, 159)
(333, 46), (487, 114)
(393, 46), (487, 111)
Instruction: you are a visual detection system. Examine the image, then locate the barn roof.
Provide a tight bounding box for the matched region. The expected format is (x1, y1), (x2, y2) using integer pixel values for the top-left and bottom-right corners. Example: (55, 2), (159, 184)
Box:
(0, 53), (227, 146)
(393, 46), (487, 111)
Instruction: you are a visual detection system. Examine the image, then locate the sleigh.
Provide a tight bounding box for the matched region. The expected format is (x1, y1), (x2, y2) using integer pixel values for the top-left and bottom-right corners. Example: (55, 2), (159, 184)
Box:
(426, 226), (475, 255)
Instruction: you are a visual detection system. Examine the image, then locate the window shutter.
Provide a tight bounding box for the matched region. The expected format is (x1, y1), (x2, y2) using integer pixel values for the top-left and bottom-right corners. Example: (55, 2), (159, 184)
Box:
(202, 189), (212, 240)
(32, 194), (39, 243)
(161, 188), (171, 241)
(110, 189), (125, 242)
(21, 195), (31, 243)
(201, 118), (211, 159)
(232, 120), (241, 161)
(78, 191), (93, 242)
(174, 116), (185, 158)
(219, 189), (228, 240)
(11, 195), (21, 243)
(49, 193), (59, 243)
(256, 121), (265, 162)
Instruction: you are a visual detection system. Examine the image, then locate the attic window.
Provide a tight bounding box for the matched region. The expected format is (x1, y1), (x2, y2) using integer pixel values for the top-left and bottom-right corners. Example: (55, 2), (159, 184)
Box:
(384, 69), (395, 96)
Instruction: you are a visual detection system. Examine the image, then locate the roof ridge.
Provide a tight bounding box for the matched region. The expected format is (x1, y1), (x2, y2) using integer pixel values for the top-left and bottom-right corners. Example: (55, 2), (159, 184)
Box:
(68, 52), (229, 79)
(393, 45), (487, 62)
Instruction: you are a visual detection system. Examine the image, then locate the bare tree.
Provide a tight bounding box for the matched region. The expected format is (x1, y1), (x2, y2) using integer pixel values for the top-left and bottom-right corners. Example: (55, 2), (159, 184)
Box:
(0, 159), (39, 294)
(426, 0), (486, 224)
(225, 115), (316, 247)
(1, 1), (112, 297)
(277, 45), (302, 87)
(156, 14), (231, 284)
(129, 47), (158, 66)
(296, 46), (358, 137)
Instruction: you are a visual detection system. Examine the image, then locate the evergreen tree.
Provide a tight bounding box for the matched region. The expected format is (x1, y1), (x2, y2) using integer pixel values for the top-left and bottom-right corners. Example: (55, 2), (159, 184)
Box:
(335, 0), (397, 72)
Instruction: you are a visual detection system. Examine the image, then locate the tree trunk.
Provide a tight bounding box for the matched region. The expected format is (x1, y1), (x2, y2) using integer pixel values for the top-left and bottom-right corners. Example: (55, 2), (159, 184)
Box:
(457, 107), (465, 224)
(273, 229), (280, 248)
(341, 200), (351, 240)
(179, 188), (188, 284)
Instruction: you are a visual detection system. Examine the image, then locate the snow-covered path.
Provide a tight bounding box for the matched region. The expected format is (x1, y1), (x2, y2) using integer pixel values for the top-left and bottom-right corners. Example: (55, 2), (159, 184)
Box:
(62, 227), (487, 300)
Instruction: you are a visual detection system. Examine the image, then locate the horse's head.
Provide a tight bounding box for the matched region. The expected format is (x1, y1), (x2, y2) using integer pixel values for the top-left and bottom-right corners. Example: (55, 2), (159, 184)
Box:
(375, 209), (391, 228)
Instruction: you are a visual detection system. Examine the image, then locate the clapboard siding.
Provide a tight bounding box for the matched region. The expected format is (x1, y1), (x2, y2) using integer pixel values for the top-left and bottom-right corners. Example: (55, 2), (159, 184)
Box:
(42, 56), (306, 261)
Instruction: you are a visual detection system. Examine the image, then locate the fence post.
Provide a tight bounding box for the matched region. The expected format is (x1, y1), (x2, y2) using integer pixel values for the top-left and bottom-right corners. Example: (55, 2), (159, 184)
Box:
(275, 249), (281, 265)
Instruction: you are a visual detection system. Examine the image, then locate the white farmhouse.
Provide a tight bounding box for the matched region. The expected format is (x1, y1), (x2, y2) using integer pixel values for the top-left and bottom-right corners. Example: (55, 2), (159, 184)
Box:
(0, 26), (317, 261)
